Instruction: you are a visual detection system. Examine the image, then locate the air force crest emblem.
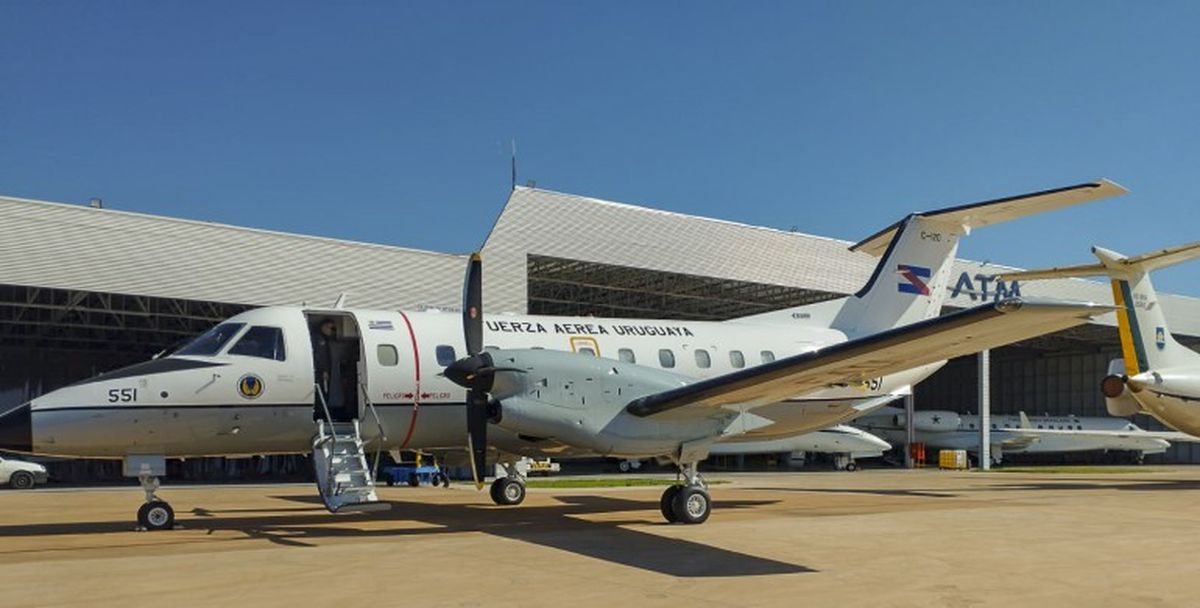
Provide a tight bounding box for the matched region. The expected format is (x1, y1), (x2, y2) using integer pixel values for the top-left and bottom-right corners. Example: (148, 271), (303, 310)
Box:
(238, 374), (265, 399)
(1156, 327), (1167, 351)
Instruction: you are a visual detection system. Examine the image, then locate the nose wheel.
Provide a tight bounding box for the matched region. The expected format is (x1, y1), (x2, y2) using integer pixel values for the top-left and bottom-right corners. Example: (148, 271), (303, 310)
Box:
(659, 463), (711, 524)
(136, 473), (175, 531)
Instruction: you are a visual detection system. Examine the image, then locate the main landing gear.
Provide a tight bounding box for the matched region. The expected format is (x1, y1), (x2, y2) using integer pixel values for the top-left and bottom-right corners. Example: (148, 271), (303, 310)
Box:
(136, 473), (175, 531)
(659, 462), (711, 525)
(489, 461), (527, 506)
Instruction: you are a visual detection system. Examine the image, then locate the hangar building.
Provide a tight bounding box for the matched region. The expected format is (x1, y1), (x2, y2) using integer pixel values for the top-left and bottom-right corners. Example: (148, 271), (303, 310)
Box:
(2, 186), (1199, 474)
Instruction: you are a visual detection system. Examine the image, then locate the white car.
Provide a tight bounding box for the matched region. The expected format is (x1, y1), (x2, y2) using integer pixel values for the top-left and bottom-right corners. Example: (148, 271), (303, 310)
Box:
(1, 455), (47, 489)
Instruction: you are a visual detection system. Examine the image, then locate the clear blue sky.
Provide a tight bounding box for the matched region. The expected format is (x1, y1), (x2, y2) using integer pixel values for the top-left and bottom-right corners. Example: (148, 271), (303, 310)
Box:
(2, 2), (1198, 293)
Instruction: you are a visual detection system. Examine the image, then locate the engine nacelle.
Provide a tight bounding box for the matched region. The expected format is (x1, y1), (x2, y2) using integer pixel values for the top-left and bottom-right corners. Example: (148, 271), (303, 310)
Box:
(893, 411), (961, 432)
(1102, 359), (1142, 417)
(485, 349), (732, 457)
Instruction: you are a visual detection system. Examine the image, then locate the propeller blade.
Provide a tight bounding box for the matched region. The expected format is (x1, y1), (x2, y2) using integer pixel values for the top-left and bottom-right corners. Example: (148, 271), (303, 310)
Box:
(466, 389), (489, 490)
(463, 252), (483, 356)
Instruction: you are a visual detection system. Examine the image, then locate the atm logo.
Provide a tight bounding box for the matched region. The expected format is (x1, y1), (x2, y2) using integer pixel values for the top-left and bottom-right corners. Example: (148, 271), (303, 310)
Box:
(897, 264), (932, 295)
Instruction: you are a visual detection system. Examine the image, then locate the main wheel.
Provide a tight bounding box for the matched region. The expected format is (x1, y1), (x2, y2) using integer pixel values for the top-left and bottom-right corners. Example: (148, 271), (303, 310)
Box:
(137, 501), (175, 531)
(407, 472), (420, 487)
(490, 478), (526, 505)
(845, 461), (858, 472)
(618, 460), (631, 473)
(672, 486), (711, 525)
(659, 485), (682, 523)
(9, 471), (35, 490)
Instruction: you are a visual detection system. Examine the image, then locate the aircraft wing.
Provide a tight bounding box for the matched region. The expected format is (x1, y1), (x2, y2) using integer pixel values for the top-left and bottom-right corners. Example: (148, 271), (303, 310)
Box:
(626, 298), (1112, 419)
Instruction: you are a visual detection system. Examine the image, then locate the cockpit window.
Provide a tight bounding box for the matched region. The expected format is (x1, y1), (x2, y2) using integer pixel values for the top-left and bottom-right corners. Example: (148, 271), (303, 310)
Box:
(175, 323), (246, 357)
(229, 326), (287, 361)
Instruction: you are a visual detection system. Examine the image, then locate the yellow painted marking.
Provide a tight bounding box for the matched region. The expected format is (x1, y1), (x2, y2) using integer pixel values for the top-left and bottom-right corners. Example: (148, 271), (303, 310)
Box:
(1111, 279), (1141, 376)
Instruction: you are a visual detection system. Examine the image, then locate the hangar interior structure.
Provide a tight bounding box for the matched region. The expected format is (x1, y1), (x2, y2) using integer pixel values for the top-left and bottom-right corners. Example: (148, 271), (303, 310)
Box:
(2, 186), (1200, 479)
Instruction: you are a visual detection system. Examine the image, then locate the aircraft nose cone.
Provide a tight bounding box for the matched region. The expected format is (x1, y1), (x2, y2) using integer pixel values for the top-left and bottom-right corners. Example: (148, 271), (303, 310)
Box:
(0, 403), (32, 453)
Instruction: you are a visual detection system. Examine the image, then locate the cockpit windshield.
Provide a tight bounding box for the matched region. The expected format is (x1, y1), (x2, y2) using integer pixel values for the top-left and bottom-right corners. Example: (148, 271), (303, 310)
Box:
(174, 323), (246, 357)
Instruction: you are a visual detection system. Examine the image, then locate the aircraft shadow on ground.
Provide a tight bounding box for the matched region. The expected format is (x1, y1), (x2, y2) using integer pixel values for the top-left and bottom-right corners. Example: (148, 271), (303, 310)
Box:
(0, 493), (814, 578)
(746, 486), (960, 498)
(988, 478), (1200, 492)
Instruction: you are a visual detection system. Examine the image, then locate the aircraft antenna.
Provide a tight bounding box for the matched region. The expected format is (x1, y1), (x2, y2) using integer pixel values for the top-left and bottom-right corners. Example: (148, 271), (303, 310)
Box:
(510, 139), (517, 191)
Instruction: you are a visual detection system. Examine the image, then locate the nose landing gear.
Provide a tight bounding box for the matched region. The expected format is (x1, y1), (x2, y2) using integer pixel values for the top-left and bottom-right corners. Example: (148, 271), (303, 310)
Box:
(136, 473), (175, 531)
(659, 462), (710, 525)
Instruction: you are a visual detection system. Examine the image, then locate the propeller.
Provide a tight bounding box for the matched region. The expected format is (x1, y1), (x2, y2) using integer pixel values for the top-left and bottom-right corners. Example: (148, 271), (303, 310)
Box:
(446, 253), (491, 490)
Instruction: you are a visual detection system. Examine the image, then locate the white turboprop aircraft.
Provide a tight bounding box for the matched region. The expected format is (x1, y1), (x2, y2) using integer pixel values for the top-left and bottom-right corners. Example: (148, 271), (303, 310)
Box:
(1001, 242), (1200, 436)
(854, 407), (1197, 464)
(0, 181), (1122, 529)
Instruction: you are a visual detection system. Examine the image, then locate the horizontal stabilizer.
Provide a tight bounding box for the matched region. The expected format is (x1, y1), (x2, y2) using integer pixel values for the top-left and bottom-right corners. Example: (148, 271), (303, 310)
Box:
(1000, 242), (1200, 281)
(627, 298), (1113, 418)
(852, 180), (1127, 256)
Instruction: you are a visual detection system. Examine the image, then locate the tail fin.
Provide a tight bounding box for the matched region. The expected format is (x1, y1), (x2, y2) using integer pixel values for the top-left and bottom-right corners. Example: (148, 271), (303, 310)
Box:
(828, 179), (1127, 337)
(1001, 242), (1200, 374)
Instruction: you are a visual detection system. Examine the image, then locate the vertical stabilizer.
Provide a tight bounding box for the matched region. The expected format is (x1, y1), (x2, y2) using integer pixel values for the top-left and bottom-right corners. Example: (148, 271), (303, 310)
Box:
(831, 215), (961, 337)
(827, 180), (1126, 338)
(1002, 242), (1200, 374)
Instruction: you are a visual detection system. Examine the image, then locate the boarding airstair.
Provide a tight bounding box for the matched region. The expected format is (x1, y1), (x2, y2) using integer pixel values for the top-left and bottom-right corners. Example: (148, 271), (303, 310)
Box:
(312, 386), (391, 513)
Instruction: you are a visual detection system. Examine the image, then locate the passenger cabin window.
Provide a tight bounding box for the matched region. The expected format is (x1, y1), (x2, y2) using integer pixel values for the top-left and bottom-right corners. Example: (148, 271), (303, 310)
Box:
(695, 349), (711, 368)
(760, 350), (776, 364)
(378, 344), (399, 367)
(729, 350), (745, 369)
(436, 345), (457, 366)
(659, 349), (676, 368)
(618, 348), (636, 363)
(229, 326), (286, 361)
(176, 322), (246, 357)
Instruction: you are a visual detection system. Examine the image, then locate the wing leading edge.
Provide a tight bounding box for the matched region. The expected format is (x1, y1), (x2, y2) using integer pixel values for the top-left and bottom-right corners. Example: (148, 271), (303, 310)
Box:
(626, 298), (1113, 418)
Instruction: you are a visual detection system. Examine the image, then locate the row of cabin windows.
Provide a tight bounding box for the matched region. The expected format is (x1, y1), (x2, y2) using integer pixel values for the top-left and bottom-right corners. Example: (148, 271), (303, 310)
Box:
(967, 422), (1085, 430)
(644, 348), (775, 369)
(403, 345), (782, 374)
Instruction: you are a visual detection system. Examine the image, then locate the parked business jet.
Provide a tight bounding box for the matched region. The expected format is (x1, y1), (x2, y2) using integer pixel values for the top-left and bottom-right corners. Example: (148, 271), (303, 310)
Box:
(854, 407), (1194, 464)
(1001, 242), (1200, 436)
(0, 181), (1122, 529)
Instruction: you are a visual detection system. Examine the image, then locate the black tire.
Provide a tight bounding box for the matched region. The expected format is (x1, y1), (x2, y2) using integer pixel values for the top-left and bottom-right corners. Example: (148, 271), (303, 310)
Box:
(618, 460), (631, 473)
(385, 478), (395, 487)
(9, 471), (35, 490)
(659, 485), (682, 523)
(845, 462), (858, 472)
(407, 472), (420, 487)
(492, 478), (526, 506)
(137, 501), (175, 531)
(672, 486), (711, 525)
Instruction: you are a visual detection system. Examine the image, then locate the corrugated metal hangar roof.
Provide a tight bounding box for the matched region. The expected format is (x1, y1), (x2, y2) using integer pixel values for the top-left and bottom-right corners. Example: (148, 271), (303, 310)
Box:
(1, 186), (1198, 338)
(0, 195), (466, 311)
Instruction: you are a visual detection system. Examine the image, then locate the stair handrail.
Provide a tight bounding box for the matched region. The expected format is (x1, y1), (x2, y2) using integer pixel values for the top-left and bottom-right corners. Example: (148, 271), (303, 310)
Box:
(314, 383), (338, 442)
(313, 383), (339, 497)
(359, 387), (388, 482)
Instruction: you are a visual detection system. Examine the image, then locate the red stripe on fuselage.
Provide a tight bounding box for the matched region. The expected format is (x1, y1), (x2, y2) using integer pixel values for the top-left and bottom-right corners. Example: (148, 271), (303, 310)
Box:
(397, 311), (421, 449)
